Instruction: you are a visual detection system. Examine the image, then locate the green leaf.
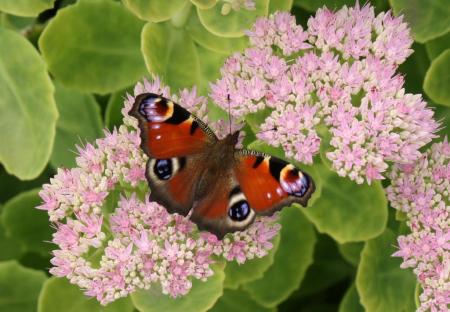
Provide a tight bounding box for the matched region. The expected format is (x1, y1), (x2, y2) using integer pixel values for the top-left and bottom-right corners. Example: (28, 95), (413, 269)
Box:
(414, 282), (421, 309)
(339, 284), (364, 312)
(106, 87), (133, 130)
(296, 234), (353, 298)
(425, 32), (450, 60)
(131, 264), (225, 312)
(356, 229), (416, 312)
(243, 207), (316, 307)
(141, 22), (201, 91)
(19, 251), (51, 272)
(209, 288), (275, 312)
(0, 261), (47, 312)
(269, 0), (293, 13)
(0, 221), (24, 261)
(224, 234), (280, 289)
(424, 49), (450, 106)
(302, 163), (388, 243)
(390, 0), (450, 43)
(0, 166), (54, 203)
(196, 45), (227, 95)
(197, 0), (269, 38)
(1, 189), (53, 255)
(398, 43), (430, 94)
(0, 27), (57, 180)
(186, 12), (248, 54)
(38, 277), (134, 312)
(122, 0), (188, 22)
(51, 82), (103, 168)
(190, 0), (217, 10)
(39, 0), (146, 94)
(0, 13), (35, 31)
(244, 109), (273, 133)
(0, 0), (55, 17)
(338, 242), (364, 266)
(318, 126), (333, 169)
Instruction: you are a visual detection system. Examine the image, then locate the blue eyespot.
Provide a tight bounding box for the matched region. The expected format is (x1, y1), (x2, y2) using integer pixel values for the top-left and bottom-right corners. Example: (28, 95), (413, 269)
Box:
(154, 159), (172, 180)
(228, 200), (250, 221)
(294, 175), (309, 197)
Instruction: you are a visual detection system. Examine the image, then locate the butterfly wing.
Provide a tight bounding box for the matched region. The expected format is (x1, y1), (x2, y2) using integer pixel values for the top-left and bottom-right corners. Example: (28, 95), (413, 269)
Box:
(144, 155), (204, 216)
(130, 93), (217, 158)
(130, 93), (216, 216)
(190, 171), (256, 239)
(234, 151), (315, 214)
(190, 150), (315, 238)
(130, 93), (315, 236)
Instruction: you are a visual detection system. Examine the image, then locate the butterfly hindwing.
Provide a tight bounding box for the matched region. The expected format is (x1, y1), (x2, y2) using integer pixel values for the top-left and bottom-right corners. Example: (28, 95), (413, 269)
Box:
(190, 173), (256, 238)
(235, 151), (315, 215)
(145, 155), (204, 216)
(190, 151), (314, 238)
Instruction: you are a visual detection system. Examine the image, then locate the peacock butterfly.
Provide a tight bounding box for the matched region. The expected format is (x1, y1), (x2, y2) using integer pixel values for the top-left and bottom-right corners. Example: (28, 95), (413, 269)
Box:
(130, 93), (315, 238)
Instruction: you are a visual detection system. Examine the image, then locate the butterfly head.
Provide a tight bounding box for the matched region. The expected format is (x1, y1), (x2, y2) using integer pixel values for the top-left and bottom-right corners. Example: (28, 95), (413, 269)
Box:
(223, 131), (240, 148)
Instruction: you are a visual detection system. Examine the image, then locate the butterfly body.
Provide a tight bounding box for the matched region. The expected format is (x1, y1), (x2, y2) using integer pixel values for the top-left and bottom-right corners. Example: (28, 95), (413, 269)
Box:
(131, 93), (315, 238)
(192, 134), (237, 201)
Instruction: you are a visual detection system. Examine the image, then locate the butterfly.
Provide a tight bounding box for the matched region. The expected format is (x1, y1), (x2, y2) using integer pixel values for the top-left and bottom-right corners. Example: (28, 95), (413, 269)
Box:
(130, 93), (315, 238)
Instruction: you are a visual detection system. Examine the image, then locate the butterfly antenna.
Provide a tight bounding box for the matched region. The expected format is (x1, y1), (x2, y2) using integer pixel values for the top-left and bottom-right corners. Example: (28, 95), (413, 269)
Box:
(227, 94), (232, 134)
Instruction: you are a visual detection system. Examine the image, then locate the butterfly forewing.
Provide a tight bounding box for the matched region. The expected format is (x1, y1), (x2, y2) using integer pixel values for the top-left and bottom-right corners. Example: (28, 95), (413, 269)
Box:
(235, 151), (315, 214)
(130, 93), (217, 158)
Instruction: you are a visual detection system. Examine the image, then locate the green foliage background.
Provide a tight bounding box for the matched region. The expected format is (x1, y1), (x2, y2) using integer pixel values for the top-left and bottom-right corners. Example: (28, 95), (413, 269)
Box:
(0, 0), (448, 311)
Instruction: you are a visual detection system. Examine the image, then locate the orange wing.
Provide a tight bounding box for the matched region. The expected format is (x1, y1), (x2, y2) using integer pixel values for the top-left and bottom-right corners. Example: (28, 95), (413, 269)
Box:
(235, 152), (315, 214)
(130, 93), (216, 158)
(190, 152), (315, 239)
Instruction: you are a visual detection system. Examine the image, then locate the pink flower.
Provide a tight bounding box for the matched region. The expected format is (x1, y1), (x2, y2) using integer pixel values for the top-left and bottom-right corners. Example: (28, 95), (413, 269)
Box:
(37, 77), (280, 305)
(388, 140), (450, 312)
(258, 104), (321, 164)
(246, 11), (310, 55)
(308, 3), (413, 64)
(210, 8), (438, 184)
(125, 165), (145, 185)
(49, 250), (73, 277)
(132, 231), (154, 254)
(52, 224), (79, 252)
(163, 241), (180, 261)
(226, 241), (247, 264)
(105, 243), (133, 262)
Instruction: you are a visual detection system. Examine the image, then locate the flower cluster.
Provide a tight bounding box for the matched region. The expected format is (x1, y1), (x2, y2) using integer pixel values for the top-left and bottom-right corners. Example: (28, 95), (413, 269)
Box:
(210, 5), (438, 184)
(38, 78), (280, 305)
(387, 140), (450, 312)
